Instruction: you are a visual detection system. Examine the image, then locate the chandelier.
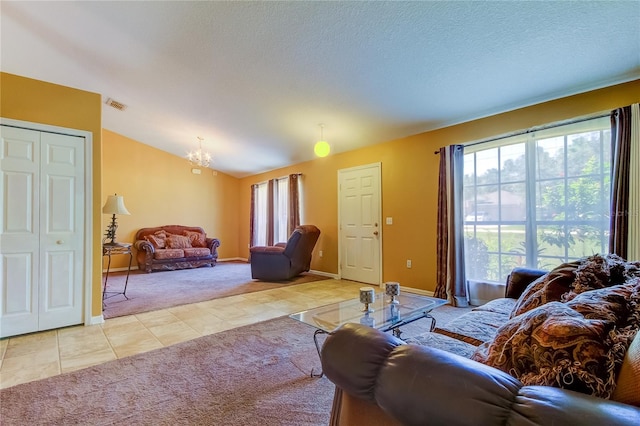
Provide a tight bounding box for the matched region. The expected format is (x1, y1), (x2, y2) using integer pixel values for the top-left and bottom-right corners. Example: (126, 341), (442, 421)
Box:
(187, 136), (211, 168)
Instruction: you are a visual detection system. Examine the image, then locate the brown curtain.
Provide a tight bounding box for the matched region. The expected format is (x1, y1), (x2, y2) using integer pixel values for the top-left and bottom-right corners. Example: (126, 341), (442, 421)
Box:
(610, 106), (632, 259)
(288, 173), (301, 235)
(434, 145), (468, 307)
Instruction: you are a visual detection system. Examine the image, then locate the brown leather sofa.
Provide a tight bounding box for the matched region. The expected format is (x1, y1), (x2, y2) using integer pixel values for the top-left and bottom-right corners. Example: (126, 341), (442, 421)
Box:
(249, 225), (320, 281)
(321, 324), (640, 426)
(320, 259), (640, 425)
(134, 225), (220, 273)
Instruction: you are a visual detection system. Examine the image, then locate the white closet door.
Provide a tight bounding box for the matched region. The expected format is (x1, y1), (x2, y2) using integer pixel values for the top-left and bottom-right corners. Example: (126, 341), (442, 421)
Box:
(0, 126), (41, 336)
(38, 131), (84, 330)
(0, 125), (84, 337)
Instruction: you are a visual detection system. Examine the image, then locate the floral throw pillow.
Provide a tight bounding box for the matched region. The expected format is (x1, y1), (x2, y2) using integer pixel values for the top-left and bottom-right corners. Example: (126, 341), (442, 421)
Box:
(472, 281), (640, 399)
(509, 261), (579, 318)
(183, 230), (207, 248)
(166, 234), (192, 249)
(145, 234), (166, 249)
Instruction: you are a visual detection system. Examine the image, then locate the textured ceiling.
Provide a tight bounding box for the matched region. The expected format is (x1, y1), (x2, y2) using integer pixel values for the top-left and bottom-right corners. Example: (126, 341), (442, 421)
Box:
(2, 1), (639, 177)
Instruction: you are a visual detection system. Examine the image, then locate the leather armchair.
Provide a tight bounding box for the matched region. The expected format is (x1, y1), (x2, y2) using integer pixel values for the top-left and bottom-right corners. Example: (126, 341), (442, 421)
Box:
(321, 323), (640, 426)
(249, 225), (320, 281)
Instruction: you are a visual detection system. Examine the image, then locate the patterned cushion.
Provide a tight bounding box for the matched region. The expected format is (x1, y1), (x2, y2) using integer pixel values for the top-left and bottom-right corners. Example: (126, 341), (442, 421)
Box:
(472, 298), (516, 316)
(153, 249), (185, 260)
(510, 254), (640, 319)
(611, 331), (640, 407)
(166, 234), (192, 249)
(183, 230), (207, 248)
(404, 332), (478, 358)
(510, 261), (579, 318)
(183, 247), (211, 258)
(472, 281), (640, 399)
(145, 234), (166, 249)
(435, 310), (508, 346)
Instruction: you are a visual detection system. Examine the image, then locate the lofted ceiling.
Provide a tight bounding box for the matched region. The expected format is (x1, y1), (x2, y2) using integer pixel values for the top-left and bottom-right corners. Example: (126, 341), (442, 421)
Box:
(2, 1), (639, 178)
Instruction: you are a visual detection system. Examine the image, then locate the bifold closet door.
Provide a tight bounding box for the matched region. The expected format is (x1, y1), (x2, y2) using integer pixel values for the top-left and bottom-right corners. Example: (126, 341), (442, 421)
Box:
(0, 125), (84, 338)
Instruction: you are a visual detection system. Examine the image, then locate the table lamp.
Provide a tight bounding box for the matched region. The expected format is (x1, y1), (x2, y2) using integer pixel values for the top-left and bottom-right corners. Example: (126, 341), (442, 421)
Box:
(102, 193), (130, 246)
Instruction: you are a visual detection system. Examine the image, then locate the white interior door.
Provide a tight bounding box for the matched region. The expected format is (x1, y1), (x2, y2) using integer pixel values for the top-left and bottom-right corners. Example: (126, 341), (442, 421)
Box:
(338, 163), (381, 285)
(1, 125), (84, 337)
(0, 126), (40, 336)
(38, 131), (84, 330)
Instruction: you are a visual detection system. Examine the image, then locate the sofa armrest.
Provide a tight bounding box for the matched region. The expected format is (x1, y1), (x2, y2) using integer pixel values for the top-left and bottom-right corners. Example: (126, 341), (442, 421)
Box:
(206, 237), (220, 261)
(321, 323), (640, 426)
(505, 267), (547, 299)
(134, 239), (155, 253)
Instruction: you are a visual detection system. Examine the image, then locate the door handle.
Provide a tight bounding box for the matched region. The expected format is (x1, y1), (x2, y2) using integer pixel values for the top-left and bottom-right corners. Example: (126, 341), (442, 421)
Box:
(373, 231), (379, 236)
(56, 240), (64, 244)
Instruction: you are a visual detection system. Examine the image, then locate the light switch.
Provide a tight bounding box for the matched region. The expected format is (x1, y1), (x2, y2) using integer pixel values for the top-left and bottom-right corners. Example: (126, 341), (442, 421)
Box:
(386, 217), (393, 225)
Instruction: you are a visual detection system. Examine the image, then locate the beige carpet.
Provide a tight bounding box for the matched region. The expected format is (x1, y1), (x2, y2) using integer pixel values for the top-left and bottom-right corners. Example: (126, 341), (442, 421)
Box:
(103, 261), (327, 319)
(0, 305), (469, 425)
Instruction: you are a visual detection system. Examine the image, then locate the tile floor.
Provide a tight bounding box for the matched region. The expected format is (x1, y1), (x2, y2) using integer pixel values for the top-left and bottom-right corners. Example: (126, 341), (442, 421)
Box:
(0, 279), (364, 389)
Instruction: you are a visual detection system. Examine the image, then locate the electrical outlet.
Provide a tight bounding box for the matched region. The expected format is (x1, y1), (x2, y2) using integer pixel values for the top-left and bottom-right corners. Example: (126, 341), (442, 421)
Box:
(386, 217), (393, 225)
(319, 250), (323, 257)
(406, 259), (412, 268)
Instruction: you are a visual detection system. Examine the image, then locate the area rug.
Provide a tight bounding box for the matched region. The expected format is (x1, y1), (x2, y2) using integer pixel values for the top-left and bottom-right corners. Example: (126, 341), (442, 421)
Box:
(0, 305), (469, 425)
(0, 316), (333, 425)
(102, 262), (328, 319)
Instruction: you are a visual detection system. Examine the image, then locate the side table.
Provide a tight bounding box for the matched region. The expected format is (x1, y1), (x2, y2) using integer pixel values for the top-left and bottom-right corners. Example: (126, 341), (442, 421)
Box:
(102, 243), (133, 305)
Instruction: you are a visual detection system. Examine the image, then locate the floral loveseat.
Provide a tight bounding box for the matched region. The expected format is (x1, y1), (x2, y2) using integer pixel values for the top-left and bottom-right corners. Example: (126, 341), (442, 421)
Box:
(134, 225), (220, 273)
(321, 254), (640, 425)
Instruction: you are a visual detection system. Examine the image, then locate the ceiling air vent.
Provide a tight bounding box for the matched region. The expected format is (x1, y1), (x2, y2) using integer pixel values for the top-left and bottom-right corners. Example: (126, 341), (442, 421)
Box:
(105, 98), (127, 111)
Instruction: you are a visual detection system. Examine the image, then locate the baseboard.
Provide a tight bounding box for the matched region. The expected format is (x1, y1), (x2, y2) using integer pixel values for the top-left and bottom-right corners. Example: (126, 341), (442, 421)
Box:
(88, 314), (104, 325)
(102, 266), (138, 273)
(218, 257), (248, 262)
(402, 287), (435, 297)
(309, 269), (339, 279)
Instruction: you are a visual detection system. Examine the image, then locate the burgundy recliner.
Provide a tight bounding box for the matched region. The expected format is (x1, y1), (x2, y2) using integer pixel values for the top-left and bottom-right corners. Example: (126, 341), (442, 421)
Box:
(249, 225), (320, 281)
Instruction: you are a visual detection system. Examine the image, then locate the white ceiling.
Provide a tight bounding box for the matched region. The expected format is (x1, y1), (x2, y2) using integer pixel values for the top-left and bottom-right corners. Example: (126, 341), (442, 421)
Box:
(2, 1), (639, 178)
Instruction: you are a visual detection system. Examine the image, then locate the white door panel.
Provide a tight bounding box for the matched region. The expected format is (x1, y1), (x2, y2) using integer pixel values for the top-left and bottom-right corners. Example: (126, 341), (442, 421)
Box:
(338, 163), (381, 285)
(38, 131), (84, 330)
(1, 125), (84, 337)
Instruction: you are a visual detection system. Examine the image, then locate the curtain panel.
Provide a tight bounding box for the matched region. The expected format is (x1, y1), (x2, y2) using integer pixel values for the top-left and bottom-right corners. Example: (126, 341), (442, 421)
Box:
(610, 104), (640, 261)
(434, 145), (468, 307)
(250, 174), (302, 248)
(288, 173), (301, 236)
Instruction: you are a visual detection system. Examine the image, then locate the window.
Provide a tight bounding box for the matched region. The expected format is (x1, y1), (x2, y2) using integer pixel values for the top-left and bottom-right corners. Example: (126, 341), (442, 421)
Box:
(463, 117), (611, 282)
(274, 177), (289, 243)
(251, 174), (301, 246)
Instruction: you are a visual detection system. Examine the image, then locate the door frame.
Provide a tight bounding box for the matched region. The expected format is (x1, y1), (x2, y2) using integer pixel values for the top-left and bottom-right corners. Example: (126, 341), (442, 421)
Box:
(1, 117), (94, 326)
(337, 162), (382, 286)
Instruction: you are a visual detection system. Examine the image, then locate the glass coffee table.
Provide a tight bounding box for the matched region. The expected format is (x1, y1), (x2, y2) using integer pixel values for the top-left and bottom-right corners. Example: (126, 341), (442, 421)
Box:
(290, 292), (447, 377)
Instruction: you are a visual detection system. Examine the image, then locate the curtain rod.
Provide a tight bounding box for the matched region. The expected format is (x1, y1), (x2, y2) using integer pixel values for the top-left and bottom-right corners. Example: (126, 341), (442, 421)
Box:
(433, 109), (612, 155)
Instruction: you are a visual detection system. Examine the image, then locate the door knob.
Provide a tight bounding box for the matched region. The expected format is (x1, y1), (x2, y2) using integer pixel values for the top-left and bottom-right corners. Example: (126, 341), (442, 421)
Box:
(56, 240), (64, 244)
(373, 231), (379, 236)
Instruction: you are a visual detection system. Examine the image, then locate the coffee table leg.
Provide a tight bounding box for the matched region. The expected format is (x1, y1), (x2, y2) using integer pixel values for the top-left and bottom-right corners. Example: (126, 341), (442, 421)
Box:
(311, 329), (327, 378)
(426, 313), (437, 331)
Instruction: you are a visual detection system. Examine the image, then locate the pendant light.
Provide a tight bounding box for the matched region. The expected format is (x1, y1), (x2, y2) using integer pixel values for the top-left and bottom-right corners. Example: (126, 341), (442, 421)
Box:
(314, 124), (330, 157)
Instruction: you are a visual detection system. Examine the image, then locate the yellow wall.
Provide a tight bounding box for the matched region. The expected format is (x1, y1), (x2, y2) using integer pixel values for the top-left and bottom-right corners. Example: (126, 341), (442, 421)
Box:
(101, 130), (240, 268)
(0, 72), (104, 317)
(4, 70), (638, 315)
(239, 79), (640, 292)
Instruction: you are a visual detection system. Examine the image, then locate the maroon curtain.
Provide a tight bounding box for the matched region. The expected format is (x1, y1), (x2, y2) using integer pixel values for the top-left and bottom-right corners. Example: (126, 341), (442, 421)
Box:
(288, 174), (301, 235)
(610, 106), (632, 259)
(433, 145), (468, 307)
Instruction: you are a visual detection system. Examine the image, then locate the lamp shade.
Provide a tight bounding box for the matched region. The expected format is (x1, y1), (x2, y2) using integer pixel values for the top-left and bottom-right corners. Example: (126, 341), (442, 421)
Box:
(314, 140), (330, 157)
(102, 194), (130, 215)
